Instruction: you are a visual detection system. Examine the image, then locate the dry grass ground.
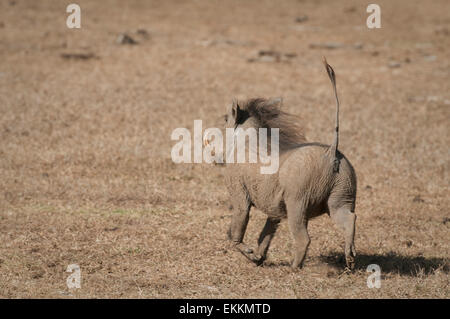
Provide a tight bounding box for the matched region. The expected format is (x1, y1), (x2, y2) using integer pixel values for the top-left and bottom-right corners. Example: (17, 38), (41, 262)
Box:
(0, 0), (449, 298)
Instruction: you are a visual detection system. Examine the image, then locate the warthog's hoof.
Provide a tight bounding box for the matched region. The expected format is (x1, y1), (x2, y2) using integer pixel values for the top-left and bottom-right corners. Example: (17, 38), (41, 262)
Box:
(255, 256), (266, 266)
(345, 256), (355, 270)
(234, 243), (264, 265)
(290, 263), (305, 271)
(237, 243), (253, 254)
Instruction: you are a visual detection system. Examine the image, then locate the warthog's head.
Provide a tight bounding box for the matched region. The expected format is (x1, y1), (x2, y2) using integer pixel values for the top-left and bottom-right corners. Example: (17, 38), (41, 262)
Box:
(225, 98), (306, 145)
(203, 98), (306, 164)
(224, 98), (262, 130)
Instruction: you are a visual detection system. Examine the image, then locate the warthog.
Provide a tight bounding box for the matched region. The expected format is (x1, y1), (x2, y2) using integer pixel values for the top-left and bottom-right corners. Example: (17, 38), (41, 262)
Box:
(207, 58), (357, 269)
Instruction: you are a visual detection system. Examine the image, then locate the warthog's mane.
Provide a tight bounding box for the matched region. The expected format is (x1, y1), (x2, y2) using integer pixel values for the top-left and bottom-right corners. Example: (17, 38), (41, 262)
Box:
(238, 98), (307, 149)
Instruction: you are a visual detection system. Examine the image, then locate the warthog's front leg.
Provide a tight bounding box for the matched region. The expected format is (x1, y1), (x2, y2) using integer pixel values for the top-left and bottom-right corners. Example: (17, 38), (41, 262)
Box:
(229, 213), (263, 264)
(227, 191), (262, 263)
(227, 226), (262, 264)
(234, 243), (264, 264)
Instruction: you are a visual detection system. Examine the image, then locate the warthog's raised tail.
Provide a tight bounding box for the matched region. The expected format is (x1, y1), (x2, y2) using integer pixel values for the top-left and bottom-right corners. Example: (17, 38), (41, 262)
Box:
(322, 57), (340, 172)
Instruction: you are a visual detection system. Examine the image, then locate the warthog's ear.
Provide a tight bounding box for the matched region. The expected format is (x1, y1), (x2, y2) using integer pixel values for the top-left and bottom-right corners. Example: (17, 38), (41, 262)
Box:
(231, 99), (240, 119)
(264, 97), (283, 109)
(231, 99), (247, 125)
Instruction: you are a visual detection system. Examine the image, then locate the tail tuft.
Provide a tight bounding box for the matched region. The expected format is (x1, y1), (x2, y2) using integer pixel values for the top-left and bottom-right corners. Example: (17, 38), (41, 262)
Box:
(322, 57), (340, 172)
(322, 57), (336, 86)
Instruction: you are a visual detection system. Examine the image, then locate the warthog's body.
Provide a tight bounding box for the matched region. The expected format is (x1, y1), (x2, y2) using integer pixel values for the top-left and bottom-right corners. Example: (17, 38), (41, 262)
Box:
(217, 59), (357, 269)
(227, 143), (356, 220)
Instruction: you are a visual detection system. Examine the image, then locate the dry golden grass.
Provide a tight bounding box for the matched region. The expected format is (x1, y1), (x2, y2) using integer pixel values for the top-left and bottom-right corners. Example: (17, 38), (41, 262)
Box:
(0, 0), (449, 298)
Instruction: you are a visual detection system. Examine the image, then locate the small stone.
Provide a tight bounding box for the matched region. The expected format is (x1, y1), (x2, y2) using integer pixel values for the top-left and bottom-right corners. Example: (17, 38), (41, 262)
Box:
(412, 195), (425, 203)
(344, 6), (357, 13)
(295, 15), (308, 23)
(60, 52), (97, 60)
(258, 50), (279, 57)
(309, 43), (343, 50)
(435, 28), (449, 36)
(284, 53), (297, 58)
(136, 29), (150, 39)
(116, 33), (138, 45)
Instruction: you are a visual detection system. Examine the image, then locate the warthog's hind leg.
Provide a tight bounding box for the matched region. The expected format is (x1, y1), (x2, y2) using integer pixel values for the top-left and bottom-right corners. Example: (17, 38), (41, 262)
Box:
(286, 198), (310, 269)
(329, 206), (356, 269)
(255, 217), (281, 265)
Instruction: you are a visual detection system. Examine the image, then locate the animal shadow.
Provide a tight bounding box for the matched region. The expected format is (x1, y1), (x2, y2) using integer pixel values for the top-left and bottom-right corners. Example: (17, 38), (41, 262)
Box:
(320, 251), (449, 276)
